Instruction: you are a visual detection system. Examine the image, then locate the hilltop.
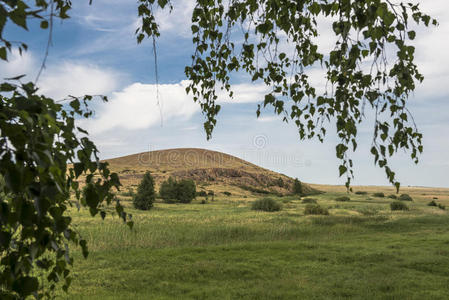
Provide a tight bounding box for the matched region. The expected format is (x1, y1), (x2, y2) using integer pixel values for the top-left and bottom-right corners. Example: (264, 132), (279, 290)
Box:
(104, 148), (318, 196)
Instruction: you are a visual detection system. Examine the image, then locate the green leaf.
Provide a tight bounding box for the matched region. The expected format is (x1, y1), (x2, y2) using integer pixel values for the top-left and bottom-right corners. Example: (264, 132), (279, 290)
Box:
(79, 240), (89, 258)
(40, 20), (49, 29)
(13, 277), (38, 296)
(339, 165), (347, 177)
(0, 47), (6, 60)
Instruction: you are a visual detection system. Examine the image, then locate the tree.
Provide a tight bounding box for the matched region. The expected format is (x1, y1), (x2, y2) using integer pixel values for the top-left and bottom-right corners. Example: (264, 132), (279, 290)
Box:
(0, 2), (131, 299)
(0, 0), (436, 297)
(177, 179), (196, 203)
(133, 172), (156, 210)
(136, 0), (436, 190)
(0, 83), (131, 299)
(159, 177), (178, 203)
(159, 177), (196, 203)
(293, 178), (303, 196)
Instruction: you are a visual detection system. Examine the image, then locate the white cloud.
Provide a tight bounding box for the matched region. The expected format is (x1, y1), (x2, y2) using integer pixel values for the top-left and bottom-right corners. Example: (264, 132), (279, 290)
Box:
(257, 116), (280, 123)
(0, 50), (123, 100)
(217, 83), (269, 104)
(0, 50), (35, 80)
(38, 62), (123, 99)
(411, 0), (449, 100)
(79, 81), (198, 134)
(78, 80), (275, 135)
(156, 0), (195, 37)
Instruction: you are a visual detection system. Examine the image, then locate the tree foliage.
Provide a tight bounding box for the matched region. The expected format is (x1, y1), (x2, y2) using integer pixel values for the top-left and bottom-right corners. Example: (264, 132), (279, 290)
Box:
(0, 2), (132, 298)
(137, 0), (436, 190)
(0, 0), (437, 297)
(293, 178), (303, 195)
(159, 177), (196, 203)
(133, 172), (156, 210)
(0, 82), (131, 298)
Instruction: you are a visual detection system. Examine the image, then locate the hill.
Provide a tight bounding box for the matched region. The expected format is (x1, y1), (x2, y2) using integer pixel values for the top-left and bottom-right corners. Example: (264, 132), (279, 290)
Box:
(104, 148), (318, 196)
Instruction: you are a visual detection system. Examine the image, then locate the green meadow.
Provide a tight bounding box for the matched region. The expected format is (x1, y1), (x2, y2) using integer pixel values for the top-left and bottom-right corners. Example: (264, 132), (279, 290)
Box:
(61, 187), (449, 299)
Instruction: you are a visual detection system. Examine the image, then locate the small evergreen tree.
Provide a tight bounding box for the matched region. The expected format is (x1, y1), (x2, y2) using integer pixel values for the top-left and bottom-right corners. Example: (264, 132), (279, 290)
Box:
(133, 171), (156, 210)
(293, 178), (303, 195)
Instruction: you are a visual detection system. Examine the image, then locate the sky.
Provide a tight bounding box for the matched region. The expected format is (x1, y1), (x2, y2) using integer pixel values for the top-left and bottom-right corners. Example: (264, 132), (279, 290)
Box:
(1, 0), (448, 187)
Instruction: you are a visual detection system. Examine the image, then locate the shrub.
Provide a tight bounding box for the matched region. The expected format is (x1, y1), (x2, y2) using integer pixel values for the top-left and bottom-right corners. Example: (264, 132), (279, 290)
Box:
(292, 178), (303, 195)
(428, 200), (438, 207)
(177, 179), (196, 203)
(398, 194), (413, 201)
(201, 199), (207, 204)
(429, 201), (446, 210)
(372, 192), (385, 198)
(433, 197), (438, 200)
(304, 204), (329, 215)
(159, 177), (178, 203)
(238, 184), (270, 194)
(390, 201), (409, 211)
(387, 194), (397, 199)
(207, 190), (215, 196)
(223, 191), (231, 196)
(336, 196), (350, 202)
(160, 177), (196, 203)
(251, 198), (282, 212)
(302, 198), (317, 204)
(196, 190), (207, 197)
(355, 191), (368, 195)
(133, 172), (156, 210)
(277, 177), (284, 188)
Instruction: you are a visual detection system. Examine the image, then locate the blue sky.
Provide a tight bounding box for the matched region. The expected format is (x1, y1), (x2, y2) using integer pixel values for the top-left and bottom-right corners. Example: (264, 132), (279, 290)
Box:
(2, 0), (449, 187)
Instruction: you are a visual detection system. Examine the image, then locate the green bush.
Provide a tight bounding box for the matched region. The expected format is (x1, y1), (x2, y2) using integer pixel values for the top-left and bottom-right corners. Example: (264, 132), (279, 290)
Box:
(196, 190), (207, 197)
(301, 198), (317, 204)
(251, 198), (282, 212)
(207, 190), (215, 196)
(387, 194), (397, 199)
(177, 179), (196, 203)
(292, 178), (303, 195)
(390, 201), (409, 211)
(159, 177), (196, 203)
(429, 201), (446, 210)
(336, 196), (350, 202)
(428, 200), (438, 207)
(372, 192), (385, 198)
(238, 184), (270, 194)
(200, 199), (207, 204)
(399, 194), (413, 201)
(355, 191), (368, 195)
(223, 191), (231, 196)
(133, 172), (156, 210)
(304, 204), (329, 215)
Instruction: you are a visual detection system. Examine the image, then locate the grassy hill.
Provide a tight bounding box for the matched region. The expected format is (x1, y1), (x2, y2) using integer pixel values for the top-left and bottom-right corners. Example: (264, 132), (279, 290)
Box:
(104, 148), (319, 196)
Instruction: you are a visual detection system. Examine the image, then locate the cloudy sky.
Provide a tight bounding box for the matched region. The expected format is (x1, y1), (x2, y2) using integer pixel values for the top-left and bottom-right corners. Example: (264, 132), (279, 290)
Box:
(2, 0), (448, 187)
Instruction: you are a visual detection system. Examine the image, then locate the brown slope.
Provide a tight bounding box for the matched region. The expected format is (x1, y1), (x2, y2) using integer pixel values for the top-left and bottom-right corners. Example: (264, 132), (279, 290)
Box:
(105, 148), (318, 196)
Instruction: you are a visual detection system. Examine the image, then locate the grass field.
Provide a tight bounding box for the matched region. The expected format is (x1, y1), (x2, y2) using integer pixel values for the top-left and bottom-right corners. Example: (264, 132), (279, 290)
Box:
(62, 186), (449, 299)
